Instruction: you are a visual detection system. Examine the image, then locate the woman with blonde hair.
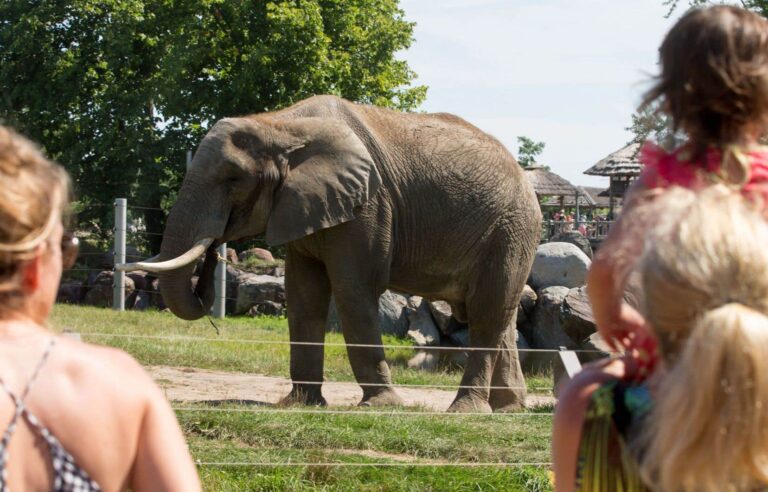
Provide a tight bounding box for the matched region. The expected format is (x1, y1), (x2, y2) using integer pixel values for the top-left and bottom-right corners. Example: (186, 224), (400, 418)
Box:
(553, 186), (768, 491)
(0, 126), (200, 491)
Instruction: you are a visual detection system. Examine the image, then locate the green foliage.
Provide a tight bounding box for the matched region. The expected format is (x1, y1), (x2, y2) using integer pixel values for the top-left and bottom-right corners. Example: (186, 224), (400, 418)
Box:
(0, 1), (426, 252)
(664, 0), (768, 17)
(626, 101), (683, 150)
(516, 136), (546, 168)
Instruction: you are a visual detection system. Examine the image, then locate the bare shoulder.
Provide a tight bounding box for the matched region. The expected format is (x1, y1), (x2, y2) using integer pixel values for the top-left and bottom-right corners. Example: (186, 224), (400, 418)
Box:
(54, 337), (156, 401)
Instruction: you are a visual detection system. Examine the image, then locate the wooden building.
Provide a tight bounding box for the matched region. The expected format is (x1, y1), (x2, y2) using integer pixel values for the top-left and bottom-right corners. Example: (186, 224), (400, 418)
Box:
(583, 143), (643, 218)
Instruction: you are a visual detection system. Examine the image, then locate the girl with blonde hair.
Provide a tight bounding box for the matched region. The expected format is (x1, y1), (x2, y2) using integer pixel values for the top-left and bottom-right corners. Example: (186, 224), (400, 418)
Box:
(0, 126), (200, 491)
(553, 186), (768, 491)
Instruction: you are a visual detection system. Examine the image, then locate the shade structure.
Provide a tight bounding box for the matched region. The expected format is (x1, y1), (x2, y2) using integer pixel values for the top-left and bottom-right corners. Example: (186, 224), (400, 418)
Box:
(584, 143), (643, 177)
(523, 164), (578, 197)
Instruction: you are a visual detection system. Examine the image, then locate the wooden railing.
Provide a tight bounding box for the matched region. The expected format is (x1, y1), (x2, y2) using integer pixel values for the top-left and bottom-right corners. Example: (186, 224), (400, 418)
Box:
(541, 220), (614, 243)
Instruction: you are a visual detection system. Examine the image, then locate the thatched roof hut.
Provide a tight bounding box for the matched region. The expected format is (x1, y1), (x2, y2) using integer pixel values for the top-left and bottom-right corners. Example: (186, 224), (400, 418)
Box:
(584, 143), (643, 177)
(524, 164), (578, 197)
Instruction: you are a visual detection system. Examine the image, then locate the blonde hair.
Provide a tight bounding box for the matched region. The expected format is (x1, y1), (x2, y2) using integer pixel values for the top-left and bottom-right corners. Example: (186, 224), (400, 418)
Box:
(0, 126), (70, 307)
(633, 186), (768, 491)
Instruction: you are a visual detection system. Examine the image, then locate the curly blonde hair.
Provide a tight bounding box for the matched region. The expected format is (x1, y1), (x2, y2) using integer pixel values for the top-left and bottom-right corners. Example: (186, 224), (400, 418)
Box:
(0, 126), (70, 306)
(633, 186), (768, 491)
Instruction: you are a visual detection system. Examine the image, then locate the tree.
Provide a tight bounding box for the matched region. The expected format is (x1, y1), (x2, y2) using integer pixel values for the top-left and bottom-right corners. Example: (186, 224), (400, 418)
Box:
(626, 102), (683, 150)
(664, 0), (768, 17)
(516, 136), (546, 168)
(0, 0), (426, 252)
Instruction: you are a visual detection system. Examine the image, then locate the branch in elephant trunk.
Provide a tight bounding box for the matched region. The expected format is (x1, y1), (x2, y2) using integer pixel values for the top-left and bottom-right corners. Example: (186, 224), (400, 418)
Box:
(116, 237), (215, 272)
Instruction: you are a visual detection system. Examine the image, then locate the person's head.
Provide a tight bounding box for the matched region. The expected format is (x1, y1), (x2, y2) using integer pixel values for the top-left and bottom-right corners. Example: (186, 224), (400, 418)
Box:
(0, 126), (75, 322)
(643, 5), (768, 147)
(634, 186), (768, 491)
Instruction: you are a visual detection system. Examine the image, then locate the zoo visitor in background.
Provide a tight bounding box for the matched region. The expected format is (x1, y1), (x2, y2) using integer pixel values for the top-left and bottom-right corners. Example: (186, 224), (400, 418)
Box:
(0, 127), (200, 491)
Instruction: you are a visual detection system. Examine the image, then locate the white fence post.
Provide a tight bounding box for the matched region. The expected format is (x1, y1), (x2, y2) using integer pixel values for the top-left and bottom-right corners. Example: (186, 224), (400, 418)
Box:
(213, 243), (227, 319)
(113, 198), (127, 311)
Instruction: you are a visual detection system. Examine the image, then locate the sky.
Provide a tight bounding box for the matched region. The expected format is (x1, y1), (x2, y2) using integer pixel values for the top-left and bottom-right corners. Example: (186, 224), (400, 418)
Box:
(398, 0), (684, 188)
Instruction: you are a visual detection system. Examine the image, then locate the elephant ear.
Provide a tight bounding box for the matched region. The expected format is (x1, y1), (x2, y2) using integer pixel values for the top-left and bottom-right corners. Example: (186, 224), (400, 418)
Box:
(265, 117), (381, 246)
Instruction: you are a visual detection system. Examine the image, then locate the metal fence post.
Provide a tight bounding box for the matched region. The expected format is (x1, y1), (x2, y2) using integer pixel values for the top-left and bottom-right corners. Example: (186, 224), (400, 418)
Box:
(213, 243), (227, 319)
(113, 198), (127, 311)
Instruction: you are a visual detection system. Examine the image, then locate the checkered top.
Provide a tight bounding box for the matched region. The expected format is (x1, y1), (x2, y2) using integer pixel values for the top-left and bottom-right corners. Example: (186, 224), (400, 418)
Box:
(0, 338), (101, 491)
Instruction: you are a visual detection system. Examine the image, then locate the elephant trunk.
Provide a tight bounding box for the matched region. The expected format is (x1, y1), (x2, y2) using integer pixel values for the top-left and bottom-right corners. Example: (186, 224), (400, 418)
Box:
(157, 180), (227, 320)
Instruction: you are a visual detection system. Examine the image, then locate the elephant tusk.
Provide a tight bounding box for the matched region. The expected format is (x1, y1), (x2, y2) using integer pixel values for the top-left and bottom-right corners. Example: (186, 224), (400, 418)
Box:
(115, 237), (215, 272)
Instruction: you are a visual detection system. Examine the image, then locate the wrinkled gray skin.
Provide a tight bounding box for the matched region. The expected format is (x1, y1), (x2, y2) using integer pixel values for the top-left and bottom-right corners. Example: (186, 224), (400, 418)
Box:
(158, 95), (541, 412)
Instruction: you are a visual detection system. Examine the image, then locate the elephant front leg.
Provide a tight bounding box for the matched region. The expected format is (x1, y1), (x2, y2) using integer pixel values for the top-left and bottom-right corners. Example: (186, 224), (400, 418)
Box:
(281, 251), (331, 406)
(488, 317), (526, 412)
(333, 290), (404, 407)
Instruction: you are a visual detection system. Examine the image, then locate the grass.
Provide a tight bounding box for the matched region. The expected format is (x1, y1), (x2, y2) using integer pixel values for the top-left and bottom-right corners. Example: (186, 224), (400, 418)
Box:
(49, 305), (555, 491)
(49, 305), (556, 393)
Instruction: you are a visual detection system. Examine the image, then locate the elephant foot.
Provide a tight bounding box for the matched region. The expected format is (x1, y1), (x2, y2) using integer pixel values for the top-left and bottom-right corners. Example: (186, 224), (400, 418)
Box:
(489, 388), (527, 413)
(358, 387), (404, 407)
(279, 385), (327, 407)
(447, 395), (492, 414)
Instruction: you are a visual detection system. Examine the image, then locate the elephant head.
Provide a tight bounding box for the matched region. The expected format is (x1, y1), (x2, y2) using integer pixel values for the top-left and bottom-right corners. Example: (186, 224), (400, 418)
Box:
(120, 116), (380, 320)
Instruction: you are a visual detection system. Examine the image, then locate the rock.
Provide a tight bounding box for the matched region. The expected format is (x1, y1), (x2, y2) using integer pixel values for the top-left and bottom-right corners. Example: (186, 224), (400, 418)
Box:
(226, 247), (238, 264)
(406, 301), (441, 346)
(579, 332), (615, 362)
(235, 274), (285, 315)
(553, 333), (616, 397)
(149, 277), (167, 310)
(448, 328), (470, 347)
(517, 329), (531, 368)
(238, 248), (274, 263)
(523, 286), (573, 373)
(326, 290), (410, 338)
(428, 301), (468, 335)
(83, 271), (135, 308)
(248, 301), (285, 317)
(550, 230), (593, 259)
(407, 350), (440, 370)
(529, 242), (591, 289)
(57, 281), (85, 304)
(429, 301), (452, 333)
(517, 285), (537, 325)
(560, 286), (596, 344)
(131, 289), (152, 310)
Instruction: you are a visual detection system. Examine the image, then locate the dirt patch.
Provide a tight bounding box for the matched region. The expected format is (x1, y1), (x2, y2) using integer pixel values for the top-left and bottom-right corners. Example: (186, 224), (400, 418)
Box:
(148, 365), (554, 410)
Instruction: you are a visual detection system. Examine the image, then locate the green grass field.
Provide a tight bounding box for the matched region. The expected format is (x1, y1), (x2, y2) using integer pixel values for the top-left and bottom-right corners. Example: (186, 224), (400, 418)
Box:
(50, 305), (554, 491)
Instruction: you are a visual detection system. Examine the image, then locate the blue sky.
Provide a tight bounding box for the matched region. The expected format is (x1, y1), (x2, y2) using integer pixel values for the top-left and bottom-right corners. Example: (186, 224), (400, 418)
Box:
(399, 0), (683, 187)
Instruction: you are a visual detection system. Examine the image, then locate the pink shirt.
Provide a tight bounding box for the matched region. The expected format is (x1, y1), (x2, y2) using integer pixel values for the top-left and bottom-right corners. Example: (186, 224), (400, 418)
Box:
(638, 141), (768, 203)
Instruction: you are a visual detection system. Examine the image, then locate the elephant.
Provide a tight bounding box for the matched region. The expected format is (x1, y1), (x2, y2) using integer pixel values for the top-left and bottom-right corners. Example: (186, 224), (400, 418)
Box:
(121, 95), (542, 412)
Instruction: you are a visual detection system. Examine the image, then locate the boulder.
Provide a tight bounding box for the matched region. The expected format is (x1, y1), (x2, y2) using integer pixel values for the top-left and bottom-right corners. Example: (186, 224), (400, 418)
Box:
(234, 274), (285, 315)
(448, 328), (470, 347)
(529, 242), (591, 289)
(248, 301), (285, 317)
(238, 248), (275, 263)
(517, 285), (537, 325)
(405, 300), (441, 346)
(226, 247), (238, 264)
(523, 286), (573, 373)
(149, 277), (167, 310)
(428, 301), (468, 335)
(560, 286), (596, 344)
(57, 281), (85, 304)
(407, 350), (440, 371)
(550, 231), (593, 259)
(326, 290), (410, 338)
(83, 271), (135, 308)
(103, 245), (144, 269)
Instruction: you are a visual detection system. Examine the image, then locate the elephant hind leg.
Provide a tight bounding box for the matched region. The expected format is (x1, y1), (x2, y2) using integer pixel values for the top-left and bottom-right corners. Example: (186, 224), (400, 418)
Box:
(448, 256), (526, 413)
(488, 311), (527, 412)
